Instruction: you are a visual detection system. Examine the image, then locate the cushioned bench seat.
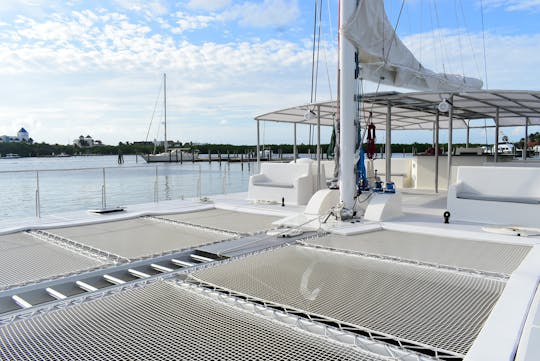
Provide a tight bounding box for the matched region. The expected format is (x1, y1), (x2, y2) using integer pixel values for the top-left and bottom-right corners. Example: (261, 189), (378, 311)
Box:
(448, 166), (540, 227)
(248, 162), (314, 205)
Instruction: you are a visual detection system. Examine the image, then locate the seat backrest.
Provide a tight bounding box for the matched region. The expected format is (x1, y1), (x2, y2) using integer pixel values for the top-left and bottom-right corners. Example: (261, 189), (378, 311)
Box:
(260, 162), (312, 184)
(457, 166), (540, 198)
(372, 158), (411, 175)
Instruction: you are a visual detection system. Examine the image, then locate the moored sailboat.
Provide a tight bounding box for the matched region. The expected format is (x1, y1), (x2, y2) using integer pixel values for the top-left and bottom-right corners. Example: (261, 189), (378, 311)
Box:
(141, 74), (198, 163)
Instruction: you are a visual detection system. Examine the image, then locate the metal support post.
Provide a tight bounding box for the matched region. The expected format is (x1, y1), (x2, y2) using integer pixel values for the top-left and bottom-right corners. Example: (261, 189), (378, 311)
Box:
(293, 123), (297, 162)
(385, 102), (392, 184)
(494, 108), (500, 163)
(435, 111), (440, 193)
(317, 104), (321, 190)
(524, 118), (529, 162)
(256, 120), (261, 169)
(447, 95), (454, 190)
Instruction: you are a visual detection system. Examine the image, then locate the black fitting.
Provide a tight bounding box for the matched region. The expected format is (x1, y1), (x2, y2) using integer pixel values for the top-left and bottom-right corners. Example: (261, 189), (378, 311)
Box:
(443, 211), (451, 224)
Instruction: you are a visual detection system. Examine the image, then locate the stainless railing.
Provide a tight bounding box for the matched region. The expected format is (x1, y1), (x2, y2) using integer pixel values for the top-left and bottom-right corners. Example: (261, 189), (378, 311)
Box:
(1, 162), (255, 219)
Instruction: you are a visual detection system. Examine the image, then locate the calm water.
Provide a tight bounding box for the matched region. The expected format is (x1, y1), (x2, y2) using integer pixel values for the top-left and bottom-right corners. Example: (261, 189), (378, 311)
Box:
(0, 155), (258, 219)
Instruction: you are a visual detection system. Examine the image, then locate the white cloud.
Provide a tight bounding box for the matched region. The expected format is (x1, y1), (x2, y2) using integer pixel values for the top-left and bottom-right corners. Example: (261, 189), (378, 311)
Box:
(0, 3), (538, 145)
(400, 28), (540, 90)
(482, 0), (540, 11)
(0, 7), (318, 144)
(187, 0), (231, 12)
(171, 11), (217, 34)
(111, 0), (168, 17)
(222, 0), (301, 28)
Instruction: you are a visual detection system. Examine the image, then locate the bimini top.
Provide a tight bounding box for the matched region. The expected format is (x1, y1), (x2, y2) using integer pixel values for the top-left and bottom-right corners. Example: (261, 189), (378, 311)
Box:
(254, 90), (540, 130)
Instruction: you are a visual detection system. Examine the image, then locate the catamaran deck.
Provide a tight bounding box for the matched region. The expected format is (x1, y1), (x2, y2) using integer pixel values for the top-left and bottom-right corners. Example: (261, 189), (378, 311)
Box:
(0, 191), (538, 360)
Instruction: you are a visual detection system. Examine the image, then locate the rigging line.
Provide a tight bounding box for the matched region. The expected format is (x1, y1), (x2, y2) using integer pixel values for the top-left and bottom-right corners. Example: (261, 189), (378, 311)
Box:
(367, 1), (404, 119)
(322, 0), (334, 100)
(458, 0), (482, 80)
(321, 31), (334, 100)
(419, 0), (423, 62)
(383, 0), (406, 64)
(453, 0), (466, 77)
(432, 0), (448, 74)
(427, 0), (441, 72)
(154, 100), (164, 154)
(314, 0), (323, 102)
(145, 78), (164, 143)
(480, 0), (489, 89)
(480, 0), (489, 146)
(310, 0), (319, 103)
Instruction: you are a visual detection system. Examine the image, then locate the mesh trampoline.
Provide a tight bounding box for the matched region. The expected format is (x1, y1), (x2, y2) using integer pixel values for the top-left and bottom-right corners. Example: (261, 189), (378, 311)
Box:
(303, 230), (531, 276)
(159, 209), (282, 234)
(48, 218), (230, 259)
(0, 232), (105, 289)
(0, 281), (383, 361)
(191, 245), (506, 356)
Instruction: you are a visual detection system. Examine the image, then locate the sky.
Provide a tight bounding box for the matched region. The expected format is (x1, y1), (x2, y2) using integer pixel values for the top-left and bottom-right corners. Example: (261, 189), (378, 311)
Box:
(0, 0), (539, 146)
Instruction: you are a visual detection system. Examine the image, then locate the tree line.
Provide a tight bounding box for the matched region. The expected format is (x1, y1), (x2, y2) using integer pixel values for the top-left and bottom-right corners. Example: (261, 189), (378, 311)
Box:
(1, 132), (538, 158)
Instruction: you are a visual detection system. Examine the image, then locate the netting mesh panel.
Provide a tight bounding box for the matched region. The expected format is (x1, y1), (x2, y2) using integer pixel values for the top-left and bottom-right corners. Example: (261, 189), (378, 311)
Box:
(49, 218), (228, 259)
(0, 233), (105, 288)
(0, 282), (382, 361)
(305, 231), (530, 275)
(192, 246), (506, 355)
(161, 209), (282, 234)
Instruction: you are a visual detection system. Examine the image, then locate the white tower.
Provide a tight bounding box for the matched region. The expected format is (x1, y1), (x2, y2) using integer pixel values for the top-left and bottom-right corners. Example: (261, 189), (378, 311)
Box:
(17, 128), (29, 141)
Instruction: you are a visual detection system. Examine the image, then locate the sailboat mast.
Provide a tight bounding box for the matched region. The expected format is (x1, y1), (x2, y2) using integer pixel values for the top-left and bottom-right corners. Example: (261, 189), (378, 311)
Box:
(339, 0), (356, 211)
(164, 73), (168, 153)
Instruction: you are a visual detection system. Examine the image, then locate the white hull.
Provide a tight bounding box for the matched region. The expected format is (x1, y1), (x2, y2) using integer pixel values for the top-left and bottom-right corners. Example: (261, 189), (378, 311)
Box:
(142, 150), (198, 163)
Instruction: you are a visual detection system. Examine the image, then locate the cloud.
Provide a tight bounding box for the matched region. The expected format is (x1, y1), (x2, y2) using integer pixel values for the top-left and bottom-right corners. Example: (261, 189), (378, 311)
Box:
(481, 0), (540, 11)
(111, 0), (168, 17)
(0, 2), (538, 145)
(171, 11), (217, 34)
(0, 5), (318, 145)
(222, 0), (301, 28)
(400, 28), (540, 90)
(187, 0), (232, 12)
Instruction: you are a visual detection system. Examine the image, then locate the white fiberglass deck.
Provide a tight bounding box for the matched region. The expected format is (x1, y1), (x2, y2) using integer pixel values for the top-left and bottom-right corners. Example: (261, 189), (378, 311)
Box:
(159, 209), (282, 234)
(191, 245), (506, 356)
(305, 230), (531, 275)
(48, 217), (230, 259)
(0, 232), (105, 289)
(0, 281), (381, 361)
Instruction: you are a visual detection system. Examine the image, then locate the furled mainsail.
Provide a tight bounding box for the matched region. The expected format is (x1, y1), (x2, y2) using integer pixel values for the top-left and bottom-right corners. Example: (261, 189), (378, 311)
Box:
(342, 0), (483, 91)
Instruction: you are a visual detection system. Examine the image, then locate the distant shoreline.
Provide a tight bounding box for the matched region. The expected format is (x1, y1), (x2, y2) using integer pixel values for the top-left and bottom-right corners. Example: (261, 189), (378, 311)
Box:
(0, 141), (521, 158)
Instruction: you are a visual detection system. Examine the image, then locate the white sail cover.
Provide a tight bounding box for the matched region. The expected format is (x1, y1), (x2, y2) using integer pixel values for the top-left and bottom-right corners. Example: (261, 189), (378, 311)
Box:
(342, 0), (483, 92)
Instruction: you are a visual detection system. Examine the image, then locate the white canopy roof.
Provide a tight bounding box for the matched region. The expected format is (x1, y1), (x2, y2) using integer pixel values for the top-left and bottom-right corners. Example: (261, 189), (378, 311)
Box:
(254, 90), (540, 130)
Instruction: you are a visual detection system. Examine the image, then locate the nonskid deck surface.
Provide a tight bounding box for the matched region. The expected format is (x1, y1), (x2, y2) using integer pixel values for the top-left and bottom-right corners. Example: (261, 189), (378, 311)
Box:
(303, 230), (531, 276)
(0, 281), (381, 361)
(190, 244), (507, 357)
